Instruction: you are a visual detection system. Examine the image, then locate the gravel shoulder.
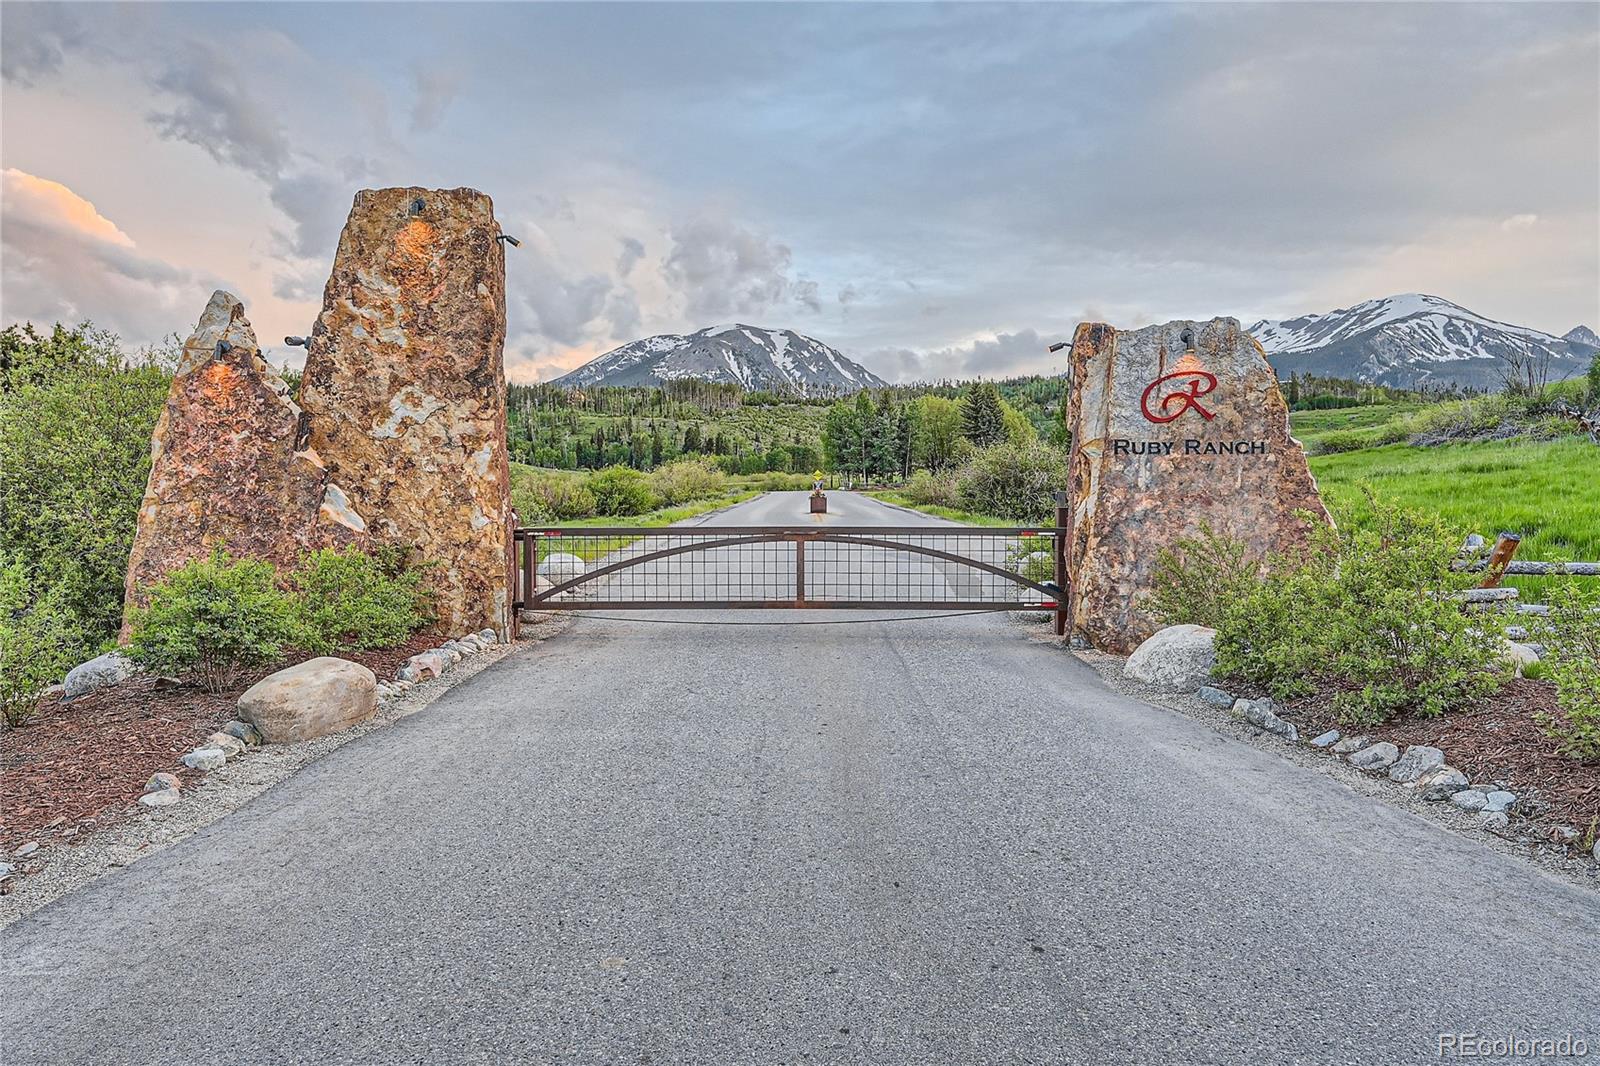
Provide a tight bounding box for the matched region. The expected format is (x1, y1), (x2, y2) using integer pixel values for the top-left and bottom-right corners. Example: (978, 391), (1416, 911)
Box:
(0, 615), (570, 930)
(1057, 631), (1600, 894)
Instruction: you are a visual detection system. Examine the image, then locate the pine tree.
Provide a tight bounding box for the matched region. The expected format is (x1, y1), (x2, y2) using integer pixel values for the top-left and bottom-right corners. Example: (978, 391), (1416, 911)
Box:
(961, 382), (1005, 447)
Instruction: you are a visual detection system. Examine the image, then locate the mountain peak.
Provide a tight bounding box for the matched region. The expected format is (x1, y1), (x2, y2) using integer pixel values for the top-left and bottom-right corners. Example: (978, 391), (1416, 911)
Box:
(1248, 294), (1592, 389)
(1563, 325), (1600, 348)
(551, 325), (885, 393)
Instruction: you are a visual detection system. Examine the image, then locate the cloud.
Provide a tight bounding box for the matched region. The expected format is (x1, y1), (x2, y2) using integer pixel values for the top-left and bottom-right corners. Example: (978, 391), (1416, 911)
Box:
(146, 43), (355, 266)
(793, 278), (821, 313)
(663, 217), (807, 322)
(862, 328), (1057, 383)
(410, 63), (463, 133)
(0, 4), (87, 85)
(148, 51), (292, 183)
(616, 236), (646, 278)
(0, 168), (203, 341)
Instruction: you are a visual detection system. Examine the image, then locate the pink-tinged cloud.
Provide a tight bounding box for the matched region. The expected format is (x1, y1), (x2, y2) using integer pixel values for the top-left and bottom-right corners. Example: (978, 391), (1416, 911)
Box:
(2, 168), (136, 247)
(1, 168), (208, 343)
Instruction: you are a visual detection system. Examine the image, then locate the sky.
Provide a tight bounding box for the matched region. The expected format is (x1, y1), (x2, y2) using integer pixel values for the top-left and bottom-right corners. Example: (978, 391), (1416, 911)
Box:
(2, 1), (1596, 383)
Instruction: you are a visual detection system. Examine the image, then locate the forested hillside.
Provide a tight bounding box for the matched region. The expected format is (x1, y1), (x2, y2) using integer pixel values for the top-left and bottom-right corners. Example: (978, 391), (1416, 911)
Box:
(506, 375), (1067, 474)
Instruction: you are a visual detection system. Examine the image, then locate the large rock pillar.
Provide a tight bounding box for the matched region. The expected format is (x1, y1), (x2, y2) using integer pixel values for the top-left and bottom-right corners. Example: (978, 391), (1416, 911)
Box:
(299, 187), (513, 638)
(1063, 318), (1331, 653)
(121, 291), (365, 635)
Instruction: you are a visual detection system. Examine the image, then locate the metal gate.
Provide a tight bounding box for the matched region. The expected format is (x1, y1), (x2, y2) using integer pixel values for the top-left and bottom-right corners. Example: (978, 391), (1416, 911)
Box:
(512, 523), (1065, 627)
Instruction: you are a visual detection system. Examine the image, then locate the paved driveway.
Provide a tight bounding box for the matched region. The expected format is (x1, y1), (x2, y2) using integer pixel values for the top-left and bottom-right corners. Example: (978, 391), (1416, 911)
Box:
(2, 492), (1595, 1065)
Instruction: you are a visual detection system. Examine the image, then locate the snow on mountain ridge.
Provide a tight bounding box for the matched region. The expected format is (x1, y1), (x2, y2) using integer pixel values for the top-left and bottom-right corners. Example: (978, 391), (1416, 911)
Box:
(552, 324), (886, 393)
(1247, 294), (1597, 389)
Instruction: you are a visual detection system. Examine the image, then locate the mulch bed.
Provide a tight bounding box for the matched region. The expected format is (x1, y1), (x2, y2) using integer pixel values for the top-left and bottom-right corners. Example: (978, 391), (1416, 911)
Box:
(1289, 679), (1600, 839)
(0, 633), (436, 853)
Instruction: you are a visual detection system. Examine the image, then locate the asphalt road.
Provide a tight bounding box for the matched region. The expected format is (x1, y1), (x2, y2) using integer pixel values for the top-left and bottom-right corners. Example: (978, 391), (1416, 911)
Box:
(2, 491), (1595, 1065)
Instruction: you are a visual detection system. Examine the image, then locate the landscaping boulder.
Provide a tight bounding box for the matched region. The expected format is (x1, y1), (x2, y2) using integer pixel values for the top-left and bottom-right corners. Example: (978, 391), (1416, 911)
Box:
(1388, 745), (1445, 784)
(1309, 730), (1341, 749)
(1232, 697), (1297, 741)
(1450, 789), (1489, 812)
(1122, 625), (1217, 691)
(237, 657), (377, 744)
(1331, 735), (1369, 754)
(1195, 685), (1234, 708)
(222, 720), (263, 748)
(1417, 765), (1469, 801)
(138, 789), (181, 808)
(204, 732), (246, 759)
(144, 772), (181, 793)
(63, 651), (137, 699)
(1484, 790), (1517, 813)
(181, 747), (226, 771)
(538, 553), (588, 589)
(1348, 742), (1400, 771)
(1497, 640), (1540, 676)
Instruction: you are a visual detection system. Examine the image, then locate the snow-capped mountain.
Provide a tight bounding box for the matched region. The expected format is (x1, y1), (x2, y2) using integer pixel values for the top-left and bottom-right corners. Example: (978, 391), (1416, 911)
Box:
(1564, 325), (1600, 348)
(552, 324), (886, 393)
(1247, 294), (1599, 389)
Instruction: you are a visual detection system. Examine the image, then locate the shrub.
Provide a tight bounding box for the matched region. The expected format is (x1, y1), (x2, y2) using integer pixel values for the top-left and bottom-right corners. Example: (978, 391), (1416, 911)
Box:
(586, 466), (658, 516)
(953, 440), (1069, 524)
(289, 546), (431, 655)
(1150, 523), (1273, 631)
(0, 323), (170, 655)
(1201, 501), (1508, 723)
(649, 458), (727, 506)
(126, 548), (300, 693)
(513, 471), (597, 522)
(0, 565), (87, 726)
(1536, 583), (1600, 759)
(902, 469), (960, 509)
(1310, 429), (1378, 455)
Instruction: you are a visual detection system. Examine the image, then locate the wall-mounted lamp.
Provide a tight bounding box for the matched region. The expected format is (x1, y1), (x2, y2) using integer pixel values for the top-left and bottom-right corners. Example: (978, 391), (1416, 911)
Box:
(497, 234), (521, 247)
(1047, 341), (1068, 353)
(284, 336), (310, 348)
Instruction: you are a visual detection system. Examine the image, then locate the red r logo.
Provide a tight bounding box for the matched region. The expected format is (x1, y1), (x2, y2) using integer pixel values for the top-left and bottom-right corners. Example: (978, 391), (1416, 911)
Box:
(1141, 370), (1218, 424)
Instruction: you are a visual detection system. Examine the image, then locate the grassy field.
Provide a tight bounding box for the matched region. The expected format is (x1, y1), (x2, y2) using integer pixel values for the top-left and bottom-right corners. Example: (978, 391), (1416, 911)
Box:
(1306, 437), (1599, 562)
(1292, 404), (1599, 600)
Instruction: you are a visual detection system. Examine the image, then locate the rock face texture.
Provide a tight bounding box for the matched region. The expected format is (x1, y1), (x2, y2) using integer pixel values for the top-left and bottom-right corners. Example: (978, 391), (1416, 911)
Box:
(121, 292), (365, 633)
(237, 657), (378, 744)
(1063, 318), (1331, 653)
(300, 188), (513, 638)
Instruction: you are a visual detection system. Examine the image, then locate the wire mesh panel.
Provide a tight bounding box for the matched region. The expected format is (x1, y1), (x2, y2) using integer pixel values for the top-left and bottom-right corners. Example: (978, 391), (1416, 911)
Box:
(515, 527), (1060, 611)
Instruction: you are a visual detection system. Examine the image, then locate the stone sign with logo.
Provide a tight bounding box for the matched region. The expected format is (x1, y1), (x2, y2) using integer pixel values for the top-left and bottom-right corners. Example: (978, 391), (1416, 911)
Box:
(1062, 317), (1331, 653)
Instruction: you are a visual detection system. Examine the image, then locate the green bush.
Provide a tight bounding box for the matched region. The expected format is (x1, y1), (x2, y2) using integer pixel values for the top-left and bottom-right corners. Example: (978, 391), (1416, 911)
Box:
(289, 546), (430, 655)
(1536, 583), (1600, 759)
(0, 323), (170, 654)
(1179, 501), (1509, 723)
(1310, 429), (1379, 455)
(586, 466), (658, 516)
(902, 469), (961, 509)
(1150, 523), (1273, 631)
(126, 548), (300, 694)
(0, 564), (87, 726)
(649, 458), (727, 506)
(513, 471), (597, 523)
(953, 440), (1068, 524)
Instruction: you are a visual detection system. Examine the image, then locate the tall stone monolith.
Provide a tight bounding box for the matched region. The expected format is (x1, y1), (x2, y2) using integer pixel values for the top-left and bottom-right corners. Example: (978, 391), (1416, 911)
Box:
(121, 291), (367, 634)
(299, 187), (513, 638)
(1063, 317), (1331, 653)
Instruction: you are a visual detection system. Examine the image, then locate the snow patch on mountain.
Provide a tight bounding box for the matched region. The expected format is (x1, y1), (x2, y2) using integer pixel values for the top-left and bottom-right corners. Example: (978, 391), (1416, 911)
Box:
(552, 324), (886, 394)
(1248, 294), (1597, 389)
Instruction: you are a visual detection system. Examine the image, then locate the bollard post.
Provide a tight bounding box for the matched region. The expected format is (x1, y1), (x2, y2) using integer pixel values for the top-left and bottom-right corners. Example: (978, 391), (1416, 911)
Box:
(1478, 532), (1522, 589)
(1053, 490), (1070, 638)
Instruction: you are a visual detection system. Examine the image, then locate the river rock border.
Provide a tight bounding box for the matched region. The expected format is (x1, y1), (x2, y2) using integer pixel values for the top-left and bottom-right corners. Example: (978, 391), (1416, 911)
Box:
(1054, 633), (1600, 890)
(0, 614), (571, 929)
